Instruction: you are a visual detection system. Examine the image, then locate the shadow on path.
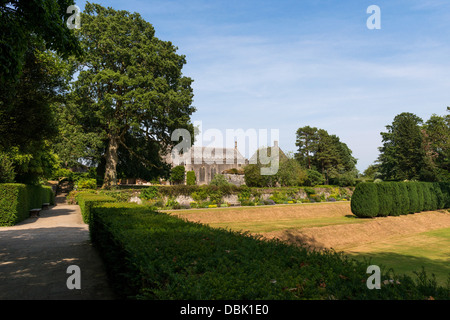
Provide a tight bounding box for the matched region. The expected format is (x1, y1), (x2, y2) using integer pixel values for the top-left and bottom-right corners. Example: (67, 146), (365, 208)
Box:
(0, 195), (116, 300)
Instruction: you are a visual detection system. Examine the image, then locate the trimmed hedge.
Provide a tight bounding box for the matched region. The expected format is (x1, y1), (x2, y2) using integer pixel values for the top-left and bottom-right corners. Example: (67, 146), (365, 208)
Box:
(351, 181), (450, 218)
(89, 202), (449, 300)
(0, 183), (55, 226)
(75, 192), (116, 224)
(350, 182), (379, 218)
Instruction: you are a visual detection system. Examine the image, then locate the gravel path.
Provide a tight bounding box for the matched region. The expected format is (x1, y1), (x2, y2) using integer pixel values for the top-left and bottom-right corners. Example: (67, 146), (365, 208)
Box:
(0, 194), (116, 300)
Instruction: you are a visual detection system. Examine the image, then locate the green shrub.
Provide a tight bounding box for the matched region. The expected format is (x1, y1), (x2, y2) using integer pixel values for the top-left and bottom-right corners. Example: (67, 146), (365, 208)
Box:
(186, 171), (196, 186)
(305, 169), (325, 186)
(140, 186), (159, 200)
(90, 202), (449, 300)
(170, 165), (185, 184)
(270, 191), (288, 204)
(75, 178), (97, 190)
(209, 174), (231, 187)
(351, 182), (379, 218)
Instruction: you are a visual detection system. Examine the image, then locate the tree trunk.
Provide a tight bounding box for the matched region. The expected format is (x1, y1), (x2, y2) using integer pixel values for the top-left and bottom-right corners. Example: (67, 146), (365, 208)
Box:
(102, 134), (119, 189)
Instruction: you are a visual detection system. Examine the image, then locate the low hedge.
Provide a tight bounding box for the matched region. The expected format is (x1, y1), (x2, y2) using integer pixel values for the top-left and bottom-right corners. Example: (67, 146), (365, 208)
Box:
(0, 183), (55, 226)
(352, 182), (450, 218)
(75, 192), (116, 225)
(90, 202), (449, 300)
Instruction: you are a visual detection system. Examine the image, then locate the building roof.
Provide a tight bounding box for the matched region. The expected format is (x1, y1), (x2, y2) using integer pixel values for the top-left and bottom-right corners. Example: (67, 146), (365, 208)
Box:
(170, 145), (247, 166)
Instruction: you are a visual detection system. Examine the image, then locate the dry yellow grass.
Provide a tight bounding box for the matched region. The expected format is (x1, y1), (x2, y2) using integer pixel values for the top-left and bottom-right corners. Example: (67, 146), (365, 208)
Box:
(170, 202), (450, 252)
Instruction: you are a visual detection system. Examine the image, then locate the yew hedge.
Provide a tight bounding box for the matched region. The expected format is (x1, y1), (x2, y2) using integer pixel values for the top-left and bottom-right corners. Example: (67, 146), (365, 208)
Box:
(0, 183), (54, 226)
(351, 181), (450, 218)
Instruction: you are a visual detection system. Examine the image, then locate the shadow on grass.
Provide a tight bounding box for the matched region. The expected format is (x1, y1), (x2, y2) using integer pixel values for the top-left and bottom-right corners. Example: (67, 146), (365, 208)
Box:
(348, 251), (450, 286)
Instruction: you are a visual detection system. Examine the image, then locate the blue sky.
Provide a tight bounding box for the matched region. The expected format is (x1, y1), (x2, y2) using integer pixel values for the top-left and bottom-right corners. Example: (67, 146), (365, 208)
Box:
(75, 0), (450, 172)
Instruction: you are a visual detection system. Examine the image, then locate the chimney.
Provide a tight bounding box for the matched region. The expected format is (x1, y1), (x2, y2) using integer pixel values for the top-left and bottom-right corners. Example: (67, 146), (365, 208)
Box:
(235, 140), (238, 149)
(274, 140), (278, 148)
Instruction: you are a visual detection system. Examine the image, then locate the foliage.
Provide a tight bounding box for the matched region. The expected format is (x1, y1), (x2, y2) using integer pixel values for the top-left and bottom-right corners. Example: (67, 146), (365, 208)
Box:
(421, 111), (450, 181)
(140, 186), (159, 201)
(244, 151), (307, 187)
(352, 182), (450, 218)
(170, 166), (186, 184)
(0, 0), (82, 85)
(377, 110), (450, 182)
(350, 182), (379, 218)
(0, 183), (54, 226)
(75, 192), (115, 224)
(295, 127), (357, 185)
(75, 178), (97, 190)
(0, 152), (16, 183)
(0, 39), (70, 184)
(209, 174), (231, 187)
(305, 169), (325, 186)
(405, 182), (420, 213)
(90, 202), (450, 300)
(277, 156), (308, 187)
(71, 3), (195, 188)
(186, 171), (196, 186)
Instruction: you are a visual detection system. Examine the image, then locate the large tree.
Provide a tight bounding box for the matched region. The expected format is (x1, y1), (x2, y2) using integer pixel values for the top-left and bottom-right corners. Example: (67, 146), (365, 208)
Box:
(421, 109), (450, 181)
(295, 127), (357, 185)
(0, 39), (70, 183)
(72, 3), (195, 188)
(377, 112), (425, 181)
(295, 126), (319, 169)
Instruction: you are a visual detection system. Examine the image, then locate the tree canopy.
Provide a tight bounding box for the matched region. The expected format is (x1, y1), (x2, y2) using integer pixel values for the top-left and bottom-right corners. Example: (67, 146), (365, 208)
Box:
(70, 3), (196, 188)
(295, 126), (357, 185)
(377, 109), (450, 182)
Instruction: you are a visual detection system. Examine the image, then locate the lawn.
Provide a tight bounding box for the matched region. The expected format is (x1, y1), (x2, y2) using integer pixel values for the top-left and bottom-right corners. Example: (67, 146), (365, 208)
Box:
(346, 227), (450, 286)
(169, 202), (450, 286)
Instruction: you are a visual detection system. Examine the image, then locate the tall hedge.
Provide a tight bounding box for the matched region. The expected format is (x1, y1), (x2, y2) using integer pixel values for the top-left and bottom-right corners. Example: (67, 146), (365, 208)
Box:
(433, 183), (445, 209)
(351, 181), (450, 218)
(416, 182), (425, 212)
(350, 182), (379, 218)
(375, 183), (392, 217)
(397, 183), (410, 215)
(421, 182), (433, 212)
(438, 182), (450, 208)
(405, 182), (419, 213)
(0, 183), (55, 226)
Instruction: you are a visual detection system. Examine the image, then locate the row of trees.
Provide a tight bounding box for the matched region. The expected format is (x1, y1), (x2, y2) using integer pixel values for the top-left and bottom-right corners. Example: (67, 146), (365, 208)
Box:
(1, 2), (196, 188)
(365, 109), (450, 182)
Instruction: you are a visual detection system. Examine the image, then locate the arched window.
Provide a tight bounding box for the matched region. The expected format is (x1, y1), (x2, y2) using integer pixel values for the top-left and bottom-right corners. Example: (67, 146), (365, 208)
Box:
(200, 167), (206, 182)
(211, 167), (216, 181)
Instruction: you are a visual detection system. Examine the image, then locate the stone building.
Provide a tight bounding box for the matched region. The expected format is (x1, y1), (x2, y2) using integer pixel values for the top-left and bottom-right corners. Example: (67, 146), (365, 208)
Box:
(170, 142), (248, 185)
